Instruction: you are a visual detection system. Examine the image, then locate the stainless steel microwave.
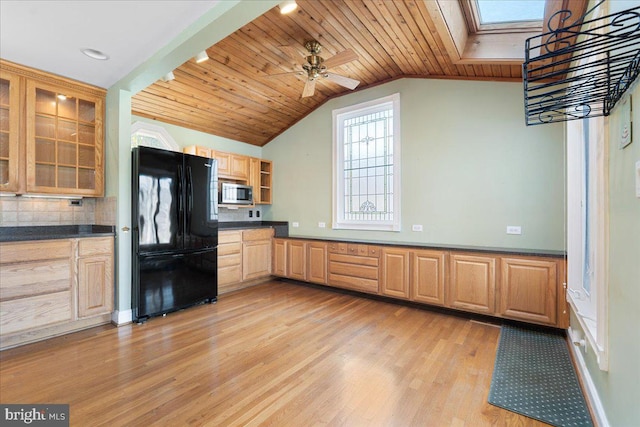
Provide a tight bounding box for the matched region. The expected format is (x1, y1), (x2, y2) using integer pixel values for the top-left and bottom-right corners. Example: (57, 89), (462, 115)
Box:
(219, 182), (253, 205)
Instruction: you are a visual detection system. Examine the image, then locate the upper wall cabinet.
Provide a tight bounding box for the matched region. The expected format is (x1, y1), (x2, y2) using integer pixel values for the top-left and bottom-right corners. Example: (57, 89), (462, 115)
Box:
(0, 60), (106, 196)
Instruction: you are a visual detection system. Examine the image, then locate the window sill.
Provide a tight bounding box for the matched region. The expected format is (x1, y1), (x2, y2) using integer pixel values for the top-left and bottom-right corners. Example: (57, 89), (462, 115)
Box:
(567, 293), (609, 371)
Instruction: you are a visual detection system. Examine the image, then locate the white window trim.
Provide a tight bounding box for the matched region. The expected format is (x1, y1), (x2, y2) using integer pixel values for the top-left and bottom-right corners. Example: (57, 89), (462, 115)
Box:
(131, 121), (179, 151)
(332, 93), (401, 232)
(566, 116), (609, 371)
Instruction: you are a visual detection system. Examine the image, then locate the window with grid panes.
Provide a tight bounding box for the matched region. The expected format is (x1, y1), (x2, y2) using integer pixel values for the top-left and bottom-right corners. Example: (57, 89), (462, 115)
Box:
(332, 94), (400, 231)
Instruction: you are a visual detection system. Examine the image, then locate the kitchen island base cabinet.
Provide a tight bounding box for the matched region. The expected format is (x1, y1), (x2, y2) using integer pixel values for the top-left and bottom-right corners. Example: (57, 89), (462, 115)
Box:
(0, 237), (114, 350)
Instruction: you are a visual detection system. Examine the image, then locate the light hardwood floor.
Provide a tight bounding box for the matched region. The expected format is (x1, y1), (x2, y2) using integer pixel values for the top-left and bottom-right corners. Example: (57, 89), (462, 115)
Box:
(0, 280), (551, 426)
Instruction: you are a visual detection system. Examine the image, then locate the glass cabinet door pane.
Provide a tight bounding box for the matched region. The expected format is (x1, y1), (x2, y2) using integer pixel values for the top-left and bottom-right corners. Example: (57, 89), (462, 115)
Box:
(0, 160), (8, 185)
(78, 123), (95, 145)
(57, 142), (77, 165)
(57, 118), (77, 141)
(35, 115), (56, 138)
(35, 89), (56, 115)
(35, 139), (55, 163)
(36, 164), (55, 187)
(57, 166), (76, 188)
(78, 99), (95, 123)
(0, 133), (8, 158)
(0, 107), (8, 132)
(58, 96), (77, 120)
(78, 145), (95, 168)
(0, 79), (9, 105)
(78, 169), (95, 190)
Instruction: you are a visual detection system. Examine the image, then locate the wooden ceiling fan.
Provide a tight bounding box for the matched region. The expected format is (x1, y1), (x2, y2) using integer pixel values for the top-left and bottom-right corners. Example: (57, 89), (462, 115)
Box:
(274, 40), (360, 98)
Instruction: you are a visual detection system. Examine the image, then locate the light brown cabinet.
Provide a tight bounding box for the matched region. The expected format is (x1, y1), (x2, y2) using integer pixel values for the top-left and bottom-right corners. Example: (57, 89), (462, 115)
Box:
(411, 249), (446, 306)
(306, 241), (328, 284)
(287, 240), (307, 281)
(381, 248), (410, 299)
(327, 243), (380, 294)
(218, 231), (243, 293)
(0, 60), (105, 196)
(448, 253), (497, 315)
(218, 228), (274, 294)
(0, 69), (21, 192)
(242, 228), (273, 281)
(214, 151), (249, 181)
(77, 237), (114, 318)
(272, 238), (287, 277)
(249, 157), (272, 204)
(0, 236), (114, 350)
(499, 256), (562, 327)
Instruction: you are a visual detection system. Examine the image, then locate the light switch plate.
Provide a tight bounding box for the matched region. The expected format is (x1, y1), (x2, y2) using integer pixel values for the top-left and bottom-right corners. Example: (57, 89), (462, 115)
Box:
(412, 224), (423, 232)
(292, 222), (299, 228)
(318, 222), (326, 228)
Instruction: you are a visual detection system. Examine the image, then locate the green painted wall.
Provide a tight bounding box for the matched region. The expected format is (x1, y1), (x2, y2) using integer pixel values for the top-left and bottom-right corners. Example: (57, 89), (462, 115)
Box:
(262, 78), (566, 251)
(131, 115), (262, 157)
(570, 82), (640, 426)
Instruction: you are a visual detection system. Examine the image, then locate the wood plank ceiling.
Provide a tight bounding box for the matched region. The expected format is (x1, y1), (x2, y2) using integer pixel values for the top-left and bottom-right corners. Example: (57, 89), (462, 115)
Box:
(131, 0), (581, 147)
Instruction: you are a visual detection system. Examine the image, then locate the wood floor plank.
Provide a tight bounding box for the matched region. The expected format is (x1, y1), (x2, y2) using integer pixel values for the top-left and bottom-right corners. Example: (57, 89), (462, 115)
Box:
(0, 280), (550, 426)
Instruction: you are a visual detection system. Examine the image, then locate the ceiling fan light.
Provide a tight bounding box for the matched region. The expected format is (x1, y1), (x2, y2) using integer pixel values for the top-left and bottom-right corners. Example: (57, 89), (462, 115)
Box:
(279, 1), (297, 14)
(195, 50), (209, 63)
(162, 71), (175, 82)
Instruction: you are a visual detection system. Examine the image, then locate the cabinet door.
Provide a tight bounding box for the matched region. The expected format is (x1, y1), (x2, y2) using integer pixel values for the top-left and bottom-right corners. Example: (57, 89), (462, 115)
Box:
(0, 70), (21, 193)
(287, 240), (306, 281)
(411, 250), (446, 306)
(242, 240), (272, 281)
(448, 253), (496, 314)
(78, 254), (114, 318)
(499, 257), (557, 326)
(272, 238), (287, 277)
(184, 145), (212, 158)
(26, 80), (104, 196)
(307, 241), (327, 284)
(230, 154), (249, 180)
(381, 248), (410, 299)
(212, 151), (231, 177)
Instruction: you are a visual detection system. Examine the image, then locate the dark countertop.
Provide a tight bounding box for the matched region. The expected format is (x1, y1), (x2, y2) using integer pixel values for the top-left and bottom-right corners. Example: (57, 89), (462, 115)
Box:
(0, 225), (116, 242)
(219, 221), (289, 237)
(279, 235), (566, 258)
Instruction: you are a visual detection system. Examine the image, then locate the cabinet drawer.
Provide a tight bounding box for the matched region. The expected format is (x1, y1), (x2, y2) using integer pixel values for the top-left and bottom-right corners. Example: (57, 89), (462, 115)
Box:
(218, 242), (242, 256)
(218, 252), (241, 268)
(219, 230), (242, 244)
(78, 237), (113, 257)
(0, 291), (72, 335)
(328, 261), (379, 280)
(328, 242), (348, 254)
(219, 265), (242, 287)
(0, 258), (71, 301)
(242, 228), (273, 241)
(327, 273), (379, 294)
(0, 240), (72, 264)
(329, 253), (379, 268)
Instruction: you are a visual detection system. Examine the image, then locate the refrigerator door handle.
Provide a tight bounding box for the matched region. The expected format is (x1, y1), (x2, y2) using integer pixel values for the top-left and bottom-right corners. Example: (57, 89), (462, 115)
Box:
(177, 165), (184, 239)
(186, 166), (193, 232)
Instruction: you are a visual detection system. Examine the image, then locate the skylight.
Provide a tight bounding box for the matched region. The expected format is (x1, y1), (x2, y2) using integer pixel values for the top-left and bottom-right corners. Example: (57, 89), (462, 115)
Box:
(476, 0), (545, 25)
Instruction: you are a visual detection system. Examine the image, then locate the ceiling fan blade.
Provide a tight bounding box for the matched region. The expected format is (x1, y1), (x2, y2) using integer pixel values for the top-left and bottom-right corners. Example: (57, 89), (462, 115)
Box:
(266, 70), (304, 77)
(322, 49), (359, 69)
(278, 45), (305, 61)
(324, 73), (360, 90)
(302, 79), (316, 98)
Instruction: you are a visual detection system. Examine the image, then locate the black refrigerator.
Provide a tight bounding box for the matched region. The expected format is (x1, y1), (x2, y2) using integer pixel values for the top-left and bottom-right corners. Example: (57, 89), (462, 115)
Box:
(132, 146), (218, 322)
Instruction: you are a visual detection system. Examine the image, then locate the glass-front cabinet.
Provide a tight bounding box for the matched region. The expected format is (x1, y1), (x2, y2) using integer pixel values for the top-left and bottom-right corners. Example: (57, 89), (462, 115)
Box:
(0, 71), (21, 193)
(26, 81), (104, 195)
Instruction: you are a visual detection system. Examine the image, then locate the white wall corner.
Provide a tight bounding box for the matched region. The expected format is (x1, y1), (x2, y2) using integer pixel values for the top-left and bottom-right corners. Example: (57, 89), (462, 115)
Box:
(112, 309), (133, 326)
(567, 328), (610, 427)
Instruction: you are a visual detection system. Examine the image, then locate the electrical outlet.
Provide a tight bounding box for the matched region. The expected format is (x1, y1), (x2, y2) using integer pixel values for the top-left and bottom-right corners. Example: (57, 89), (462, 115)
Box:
(318, 222), (326, 228)
(292, 222), (299, 228)
(256, 210), (260, 218)
(412, 224), (423, 232)
(506, 226), (522, 235)
(248, 210), (253, 218)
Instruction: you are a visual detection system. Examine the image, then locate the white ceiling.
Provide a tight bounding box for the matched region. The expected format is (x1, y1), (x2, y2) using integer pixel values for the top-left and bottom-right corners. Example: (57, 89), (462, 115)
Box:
(0, 0), (219, 89)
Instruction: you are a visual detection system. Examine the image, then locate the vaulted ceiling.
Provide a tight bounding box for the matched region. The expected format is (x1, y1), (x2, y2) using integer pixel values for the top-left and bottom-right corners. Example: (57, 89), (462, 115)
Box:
(131, 0), (587, 147)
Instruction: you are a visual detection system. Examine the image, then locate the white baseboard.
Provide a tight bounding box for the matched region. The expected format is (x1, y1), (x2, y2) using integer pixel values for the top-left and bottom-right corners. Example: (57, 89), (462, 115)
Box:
(567, 328), (610, 427)
(112, 309), (133, 325)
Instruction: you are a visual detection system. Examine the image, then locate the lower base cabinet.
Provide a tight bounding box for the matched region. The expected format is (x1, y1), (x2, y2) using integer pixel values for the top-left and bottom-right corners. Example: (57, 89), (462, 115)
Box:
(0, 236), (114, 350)
(218, 228), (273, 294)
(271, 238), (568, 328)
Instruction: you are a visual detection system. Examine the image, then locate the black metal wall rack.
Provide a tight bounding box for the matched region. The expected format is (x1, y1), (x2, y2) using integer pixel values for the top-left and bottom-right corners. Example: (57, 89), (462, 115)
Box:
(524, 1), (640, 125)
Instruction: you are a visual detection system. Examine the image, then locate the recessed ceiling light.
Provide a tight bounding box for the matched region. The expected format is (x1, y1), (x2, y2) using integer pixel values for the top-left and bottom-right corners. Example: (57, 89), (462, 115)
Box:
(81, 48), (109, 60)
(279, 1), (297, 14)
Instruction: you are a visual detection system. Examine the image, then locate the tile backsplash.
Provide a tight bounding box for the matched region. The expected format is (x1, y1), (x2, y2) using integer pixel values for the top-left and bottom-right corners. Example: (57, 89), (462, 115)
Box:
(219, 206), (263, 222)
(0, 196), (97, 227)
